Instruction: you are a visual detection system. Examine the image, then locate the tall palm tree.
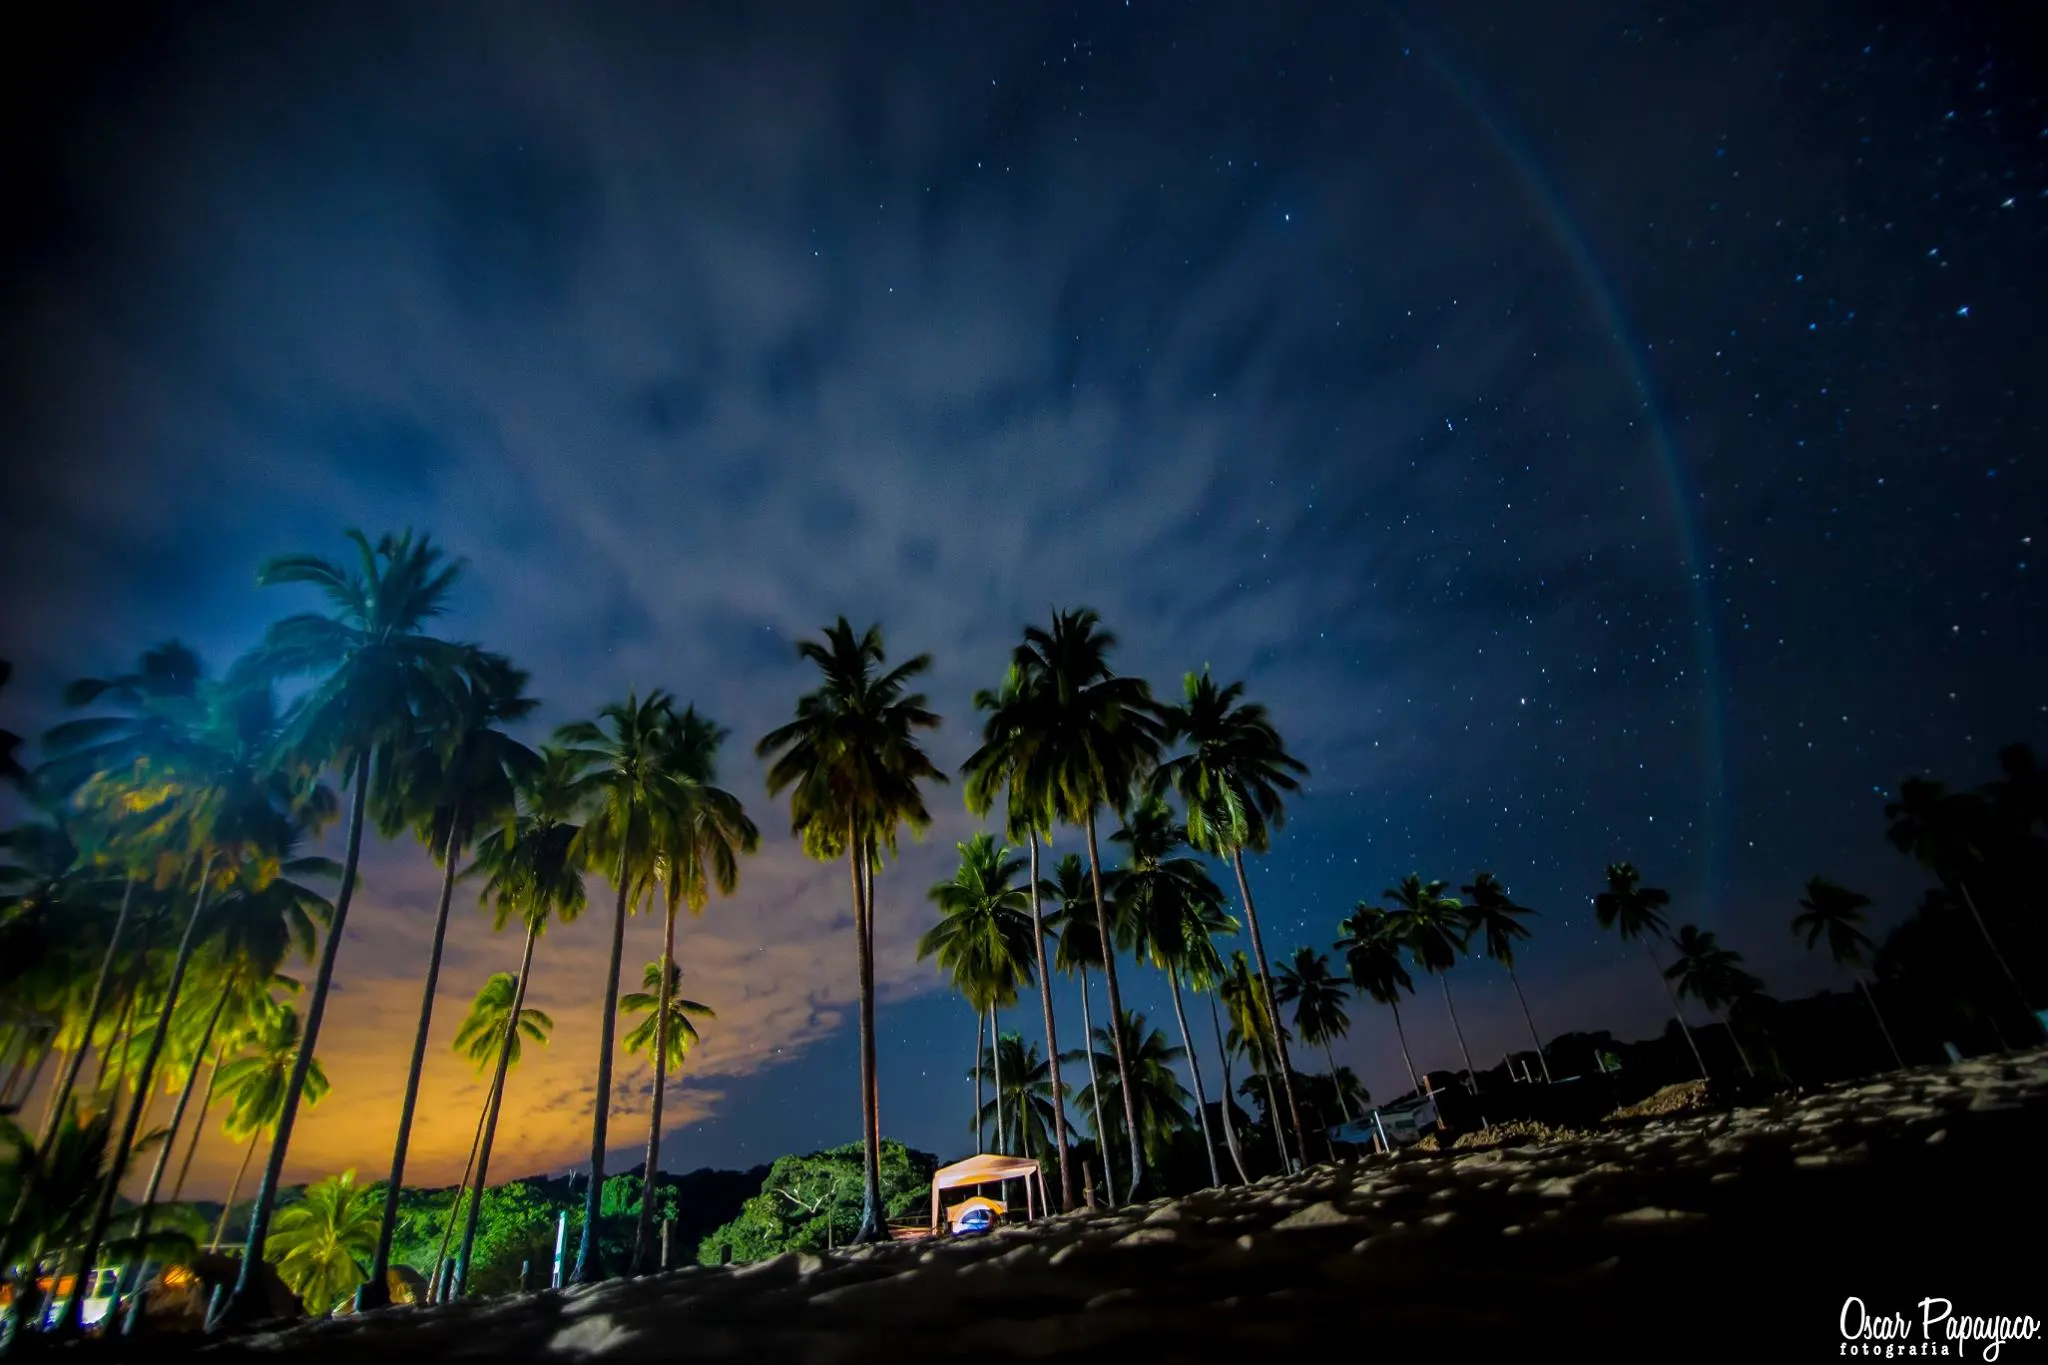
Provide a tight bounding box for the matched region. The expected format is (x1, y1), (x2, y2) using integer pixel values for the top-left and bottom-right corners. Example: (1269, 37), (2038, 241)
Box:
(216, 528), (465, 1330)
(918, 834), (1035, 1158)
(1884, 777), (2039, 1039)
(360, 649), (537, 1309)
(211, 1002), (329, 1249)
(265, 1169), (380, 1317)
(625, 707), (755, 1276)
(1665, 926), (1765, 1076)
(449, 746), (587, 1295)
(1219, 950), (1290, 1167)
(1066, 1009), (1191, 1175)
(1006, 609), (1162, 1194)
(1594, 863), (1709, 1080)
(961, 663), (1074, 1209)
(555, 690), (680, 1283)
(973, 1032), (1068, 1170)
(757, 619), (943, 1242)
(1177, 916), (1252, 1184)
(1272, 947), (1355, 1122)
(1041, 854), (1118, 1205)
(1461, 873), (1551, 1083)
(1335, 904), (1422, 1098)
(1382, 874), (1479, 1093)
(1793, 877), (1905, 1069)
(1152, 668), (1310, 1168)
(1112, 794), (1234, 1187)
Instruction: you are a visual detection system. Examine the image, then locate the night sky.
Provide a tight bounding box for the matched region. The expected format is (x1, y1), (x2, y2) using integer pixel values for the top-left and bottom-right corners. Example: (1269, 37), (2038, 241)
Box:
(2, 0), (2042, 1198)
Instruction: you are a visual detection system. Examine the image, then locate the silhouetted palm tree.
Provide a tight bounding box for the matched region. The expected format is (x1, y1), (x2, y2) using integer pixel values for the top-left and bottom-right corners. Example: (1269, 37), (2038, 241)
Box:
(1335, 904), (1421, 1098)
(1461, 873), (1551, 1083)
(1042, 855), (1118, 1204)
(973, 1032), (1069, 1173)
(1382, 874), (1479, 1094)
(1066, 1009), (1191, 1174)
(757, 619), (943, 1242)
(1153, 669), (1309, 1167)
(1272, 947), (1355, 1122)
(919, 834), (1034, 1156)
(1791, 877), (1904, 1069)
(1665, 925), (1765, 1076)
(1594, 863), (1709, 1080)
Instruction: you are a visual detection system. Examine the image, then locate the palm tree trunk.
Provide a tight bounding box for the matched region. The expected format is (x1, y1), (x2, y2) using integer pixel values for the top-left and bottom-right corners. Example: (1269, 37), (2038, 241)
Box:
(37, 876), (134, 1149)
(1643, 939), (1709, 1081)
(850, 827), (885, 1244)
(57, 852), (218, 1339)
(218, 750), (373, 1331)
(455, 916), (538, 1296)
(989, 1008), (1010, 1209)
(430, 1075), (492, 1302)
(1955, 881), (2043, 1041)
(1507, 966), (1553, 1083)
(1388, 1000), (1422, 1097)
(454, 916), (536, 1293)
(1858, 976), (1907, 1070)
(1723, 1013), (1756, 1077)
(1025, 831), (1072, 1211)
(571, 818), (636, 1285)
(1256, 1037), (1287, 1170)
(4, 1030), (53, 1114)
(116, 985), (232, 1332)
(632, 888), (682, 1274)
(1437, 974), (1479, 1093)
(170, 1039), (227, 1204)
(1229, 849), (1305, 1169)
(364, 812), (466, 1310)
(1075, 966), (1115, 1206)
(212, 1133), (260, 1249)
(973, 1009), (986, 1149)
(97, 970), (144, 1101)
(1206, 990), (1250, 1184)
(1165, 970), (1221, 1187)
(1083, 813), (1144, 1196)
(1321, 1042), (1354, 1123)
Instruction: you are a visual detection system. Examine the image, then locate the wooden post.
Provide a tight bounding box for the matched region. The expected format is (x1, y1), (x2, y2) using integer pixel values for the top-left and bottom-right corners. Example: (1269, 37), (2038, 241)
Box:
(660, 1218), (671, 1270)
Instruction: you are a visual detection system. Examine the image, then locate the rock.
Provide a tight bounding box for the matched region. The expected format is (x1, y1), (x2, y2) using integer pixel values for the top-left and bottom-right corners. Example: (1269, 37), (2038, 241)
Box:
(1272, 1201), (1359, 1231)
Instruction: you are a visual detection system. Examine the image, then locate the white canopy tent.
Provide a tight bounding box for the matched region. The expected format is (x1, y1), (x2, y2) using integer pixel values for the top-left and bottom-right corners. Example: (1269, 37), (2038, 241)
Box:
(928, 1153), (1048, 1232)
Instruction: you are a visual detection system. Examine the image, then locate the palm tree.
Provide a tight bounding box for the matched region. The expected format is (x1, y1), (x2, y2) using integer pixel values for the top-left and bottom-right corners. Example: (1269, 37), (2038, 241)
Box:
(1382, 874), (1480, 1093)
(1005, 609), (1162, 1194)
(265, 1169), (381, 1316)
(1066, 1009), (1191, 1175)
(360, 649), (537, 1309)
(554, 690), (679, 1283)
(624, 706), (754, 1276)
(212, 1002), (329, 1249)
(1335, 904), (1422, 1098)
(216, 528), (465, 1330)
(1219, 950), (1290, 1167)
(1793, 877), (1905, 1069)
(1884, 777), (2039, 1040)
(1272, 948), (1355, 1122)
(1112, 794), (1235, 1187)
(1179, 919), (1252, 1184)
(1041, 854), (1118, 1205)
(961, 663), (1074, 1209)
(1461, 873), (1551, 1083)
(1152, 668), (1310, 1168)
(1594, 863), (1709, 1080)
(757, 619), (943, 1242)
(918, 834), (1035, 1159)
(973, 1032), (1069, 1171)
(1665, 926), (1765, 1076)
(449, 746), (587, 1295)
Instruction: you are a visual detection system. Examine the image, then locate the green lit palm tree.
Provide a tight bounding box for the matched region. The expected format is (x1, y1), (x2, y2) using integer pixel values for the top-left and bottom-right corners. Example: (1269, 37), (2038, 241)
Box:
(918, 834), (1034, 1156)
(628, 706), (755, 1276)
(217, 528), (465, 1329)
(555, 690), (679, 1283)
(1793, 877), (1905, 1069)
(961, 662), (1074, 1209)
(212, 1002), (328, 1249)
(757, 619), (943, 1242)
(1594, 863), (1709, 1080)
(1066, 1009), (1190, 1175)
(1461, 873), (1551, 1083)
(265, 1169), (380, 1316)
(360, 649), (537, 1308)
(1382, 875), (1479, 1092)
(1041, 855), (1118, 1204)
(1665, 925), (1765, 1076)
(1219, 950), (1291, 1166)
(1335, 904), (1422, 1098)
(1112, 794), (1234, 1186)
(1272, 947), (1355, 1122)
(1152, 668), (1310, 1167)
(448, 746), (586, 1296)
(1006, 609), (1162, 1194)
